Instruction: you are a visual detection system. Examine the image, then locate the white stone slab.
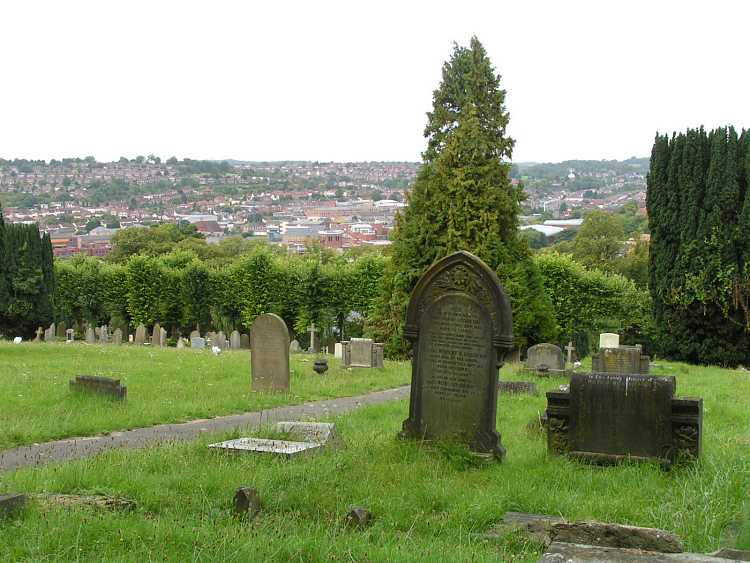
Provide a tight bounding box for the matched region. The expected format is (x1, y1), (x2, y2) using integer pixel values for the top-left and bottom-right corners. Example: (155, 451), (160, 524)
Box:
(599, 333), (620, 349)
(334, 342), (343, 359)
(208, 437), (322, 458)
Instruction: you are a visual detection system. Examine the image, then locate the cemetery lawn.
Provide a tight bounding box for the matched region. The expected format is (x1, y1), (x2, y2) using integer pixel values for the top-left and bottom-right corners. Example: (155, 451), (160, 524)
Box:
(2, 361), (749, 561)
(0, 342), (409, 450)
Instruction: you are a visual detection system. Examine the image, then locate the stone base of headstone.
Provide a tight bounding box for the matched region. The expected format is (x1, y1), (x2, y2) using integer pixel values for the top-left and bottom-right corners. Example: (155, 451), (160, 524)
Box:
(0, 493), (26, 520)
(69, 376), (127, 400)
(275, 421), (343, 448)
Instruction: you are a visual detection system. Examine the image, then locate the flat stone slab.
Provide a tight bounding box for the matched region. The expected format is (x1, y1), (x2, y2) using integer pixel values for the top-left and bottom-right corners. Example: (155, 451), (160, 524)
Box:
(498, 381), (538, 395)
(208, 437), (322, 458)
(0, 493), (26, 519)
(709, 549), (750, 561)
(275, 421), (342, 447)
(539, 542), (743, 562)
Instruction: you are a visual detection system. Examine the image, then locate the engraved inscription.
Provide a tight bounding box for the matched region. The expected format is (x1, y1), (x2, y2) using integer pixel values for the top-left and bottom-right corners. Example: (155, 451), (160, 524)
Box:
(418, 293), (491, 439)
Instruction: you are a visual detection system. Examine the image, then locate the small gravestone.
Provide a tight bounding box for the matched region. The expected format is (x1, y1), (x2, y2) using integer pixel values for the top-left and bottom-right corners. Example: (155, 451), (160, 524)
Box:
(12, 336), (22, 344)
(176, 337), (185, 349)
(0, 494), (27, 520)
(545, 372), (702, 466)
(46, 322), (57, 341)
(57, 322), (66, 339)
(289, 339), (301, 353)
(69, 375), (127, 400)
(400, 251), (513, 459)
(65, 328), (75, 342)
(334, 342), (343, 359)
(190, 330), (200, 340)
(99, 325), (109, 344)
(342, 338), (384, 368)
(565, 341), (576, 365)
(151, 323), (161, 347)
(85, 327), (96, 344)
(230, 330), (241, 350)
(206, 331), (216, 346)
(345, 506), (373, 529)
(240, 333), (250, 349)
(34, 327), (43, 342)
(592, 346), (650, 374)
(526, 343), (564, 373)
(498, 381), (538, 395)
(250, 313), (290, 392)
(134, 324), (146, 345)
(191, 336), (206, 349)
(216, 331), (227, 349)
(112, 328), (123, 346)
(599, 332), (620, 349)
(160, 327), (167, 347)
(233, 487), (261, 519)
(324, 336), (336, 355)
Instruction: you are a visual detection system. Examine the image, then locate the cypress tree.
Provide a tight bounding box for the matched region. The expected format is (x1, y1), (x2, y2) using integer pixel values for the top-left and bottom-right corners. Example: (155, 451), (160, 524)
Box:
(370, 37), (556, 355)
(0, 203), (6, 332)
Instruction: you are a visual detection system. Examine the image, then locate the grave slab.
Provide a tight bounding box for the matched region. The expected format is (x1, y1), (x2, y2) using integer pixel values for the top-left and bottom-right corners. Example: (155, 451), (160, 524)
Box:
(208, 437), (322, 458)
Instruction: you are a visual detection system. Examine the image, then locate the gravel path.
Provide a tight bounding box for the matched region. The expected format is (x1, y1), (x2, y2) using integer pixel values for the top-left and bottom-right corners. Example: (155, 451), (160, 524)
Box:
(0, 386), (410, 472)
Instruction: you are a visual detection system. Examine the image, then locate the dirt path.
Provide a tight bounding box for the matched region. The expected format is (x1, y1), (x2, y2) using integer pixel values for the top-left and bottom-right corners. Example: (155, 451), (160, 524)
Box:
(0, 386), (410, 472)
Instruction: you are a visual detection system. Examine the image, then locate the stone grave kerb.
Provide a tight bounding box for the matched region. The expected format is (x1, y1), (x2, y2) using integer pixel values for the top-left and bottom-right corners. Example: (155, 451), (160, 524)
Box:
(401, 250), (513, 458)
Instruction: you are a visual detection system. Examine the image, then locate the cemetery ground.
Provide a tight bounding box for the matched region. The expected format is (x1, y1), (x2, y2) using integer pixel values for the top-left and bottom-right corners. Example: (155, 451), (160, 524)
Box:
(0, 342), (409, 450)
(1, 353), (749, 561)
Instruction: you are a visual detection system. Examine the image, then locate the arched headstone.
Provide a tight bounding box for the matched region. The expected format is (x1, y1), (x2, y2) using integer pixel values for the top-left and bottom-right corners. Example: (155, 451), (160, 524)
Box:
(250, 314), (290, 392)
(400, 251), (513, 459)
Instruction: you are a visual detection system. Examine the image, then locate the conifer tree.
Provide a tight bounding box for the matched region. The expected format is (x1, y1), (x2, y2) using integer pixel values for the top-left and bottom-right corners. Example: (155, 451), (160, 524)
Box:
(370, 37), (556, 355)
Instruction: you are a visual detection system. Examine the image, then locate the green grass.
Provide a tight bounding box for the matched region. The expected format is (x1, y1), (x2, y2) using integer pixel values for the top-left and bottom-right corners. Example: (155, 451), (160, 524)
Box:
(0, 341), (409, 449)
(1, 359), (748, 561)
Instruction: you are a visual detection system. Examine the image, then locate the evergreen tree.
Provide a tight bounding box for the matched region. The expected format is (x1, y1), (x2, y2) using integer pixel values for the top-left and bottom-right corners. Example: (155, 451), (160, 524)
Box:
(370, 37), (556, 356)
(0, 203), (7, 331)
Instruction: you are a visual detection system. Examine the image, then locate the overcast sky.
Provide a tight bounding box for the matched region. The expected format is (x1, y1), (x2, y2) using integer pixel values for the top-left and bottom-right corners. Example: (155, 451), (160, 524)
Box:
(2, 1), (748, 163)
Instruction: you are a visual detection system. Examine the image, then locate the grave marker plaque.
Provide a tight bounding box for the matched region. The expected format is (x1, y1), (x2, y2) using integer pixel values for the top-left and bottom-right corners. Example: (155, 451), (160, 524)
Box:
(592, 346), (650, 374)
(400, 251), (513, 459)
(250, 313), (290, 392)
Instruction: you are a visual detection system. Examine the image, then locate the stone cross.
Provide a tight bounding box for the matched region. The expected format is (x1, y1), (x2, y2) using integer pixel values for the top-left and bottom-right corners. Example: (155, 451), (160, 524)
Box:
(565, 341), (575, 365)
(34, 327), (44, 342)
(308, 323), (318, 353)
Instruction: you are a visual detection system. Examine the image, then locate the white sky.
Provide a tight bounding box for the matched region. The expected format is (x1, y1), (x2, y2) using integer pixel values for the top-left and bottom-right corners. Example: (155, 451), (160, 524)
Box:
(2, 0), (748, 163)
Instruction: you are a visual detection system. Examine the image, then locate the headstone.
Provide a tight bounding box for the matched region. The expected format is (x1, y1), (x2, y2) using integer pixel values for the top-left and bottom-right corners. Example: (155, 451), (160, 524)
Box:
(176, 337), (185, 349)
(525, 343), (564, 372)
(99, 325), (109, 344)
(191, 336), (206, 349)
(599, 332), (620, 349)
(85, 327), (96, 344)
(308, 323), (319, 353)
(66, 328), (75, 342)
(230, 330), (241, 350)
(233, 487), (261, 519)
(69, 375), (127, 400)
(160, 327), (167, 347)
(0, 493), (27, 520)
(345, 507), (373, 529)
(545, 372), (702, 465)
(592, 346), (650, 374)
(400, 251), (513, 459)
(151, 323), (161, 347)
(56, 322), (66, 339)
(506, 349), (521, 363)
(206, 331), (216, 345)
(240, 333), (250, 349)
(134, 324), (146, 345)
(342, 338), (385, 368)
(334, 342), (343, 359)
(250, 313), (290, 392)
(112, 328), (123, 346)
(12, 336), (22, 344)
(565, 341), (576, 365)
(216, 331), (227, 349)
(324, 336), (336, 355)
(34, 327), (44, 342)
(289, 339), (301, 353)
(46, 322), (56, 341)
(190, 330), (200, 340)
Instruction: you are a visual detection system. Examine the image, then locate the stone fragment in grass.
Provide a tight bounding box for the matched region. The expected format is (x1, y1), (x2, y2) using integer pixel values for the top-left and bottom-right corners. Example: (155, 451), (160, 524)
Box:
(483, 512), (563, 544)
(209, 438), (322, 458)
(33, 494), (136, 511)
(0, 493), (26, 519)
(233, 487), (261, 519)
(498, 381), (538, 395)
(69, 375), (127, 400)
(275, 421), (343, 448)
(551, 521), (684, 553)
(539, 541), (735, 562)
(345, 506), (373, 529)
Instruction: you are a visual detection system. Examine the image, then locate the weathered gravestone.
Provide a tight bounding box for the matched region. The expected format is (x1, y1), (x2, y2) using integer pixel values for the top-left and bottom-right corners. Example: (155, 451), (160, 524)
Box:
(112, 328), (122, 346)
(289, 339), (301, 353)
(216, 331), (227, 349)
(85, 327), (96, 344)
(134, 324), (146, 345)
(240, 333), (250, 349)
(56, 322), (66, 339)
(69, 375), (127, 400)
(525, 343), (564, 374)
(599, 332), (620, 349)
(545, 372), (702, 466)
(151, 323), (161, 347)
(191, 336), (206, 349)
(206, 331), (217, 345)
(65, 328), (75, 342)
(324, 336), (336, 355)
(342, 338), (385, 368)
(34, 327), (44, 342)
(592, 345), (650, 374)
(189, 330), (200, 340)
(160, 327), (167, 347)
(400, 251), (513, 459)
(99, 325), (109, 344)
(307, 323), (319, 353)
(230, 330), (241, 350)
(250, 313), (290, 392)
(44, 323), (56, 342)
(176, 337), (185, 349)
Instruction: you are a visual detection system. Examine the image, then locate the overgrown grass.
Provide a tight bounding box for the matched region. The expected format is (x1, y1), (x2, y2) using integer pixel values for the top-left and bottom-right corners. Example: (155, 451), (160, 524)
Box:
(1, 359), (748, 561)
(0, 342), (409, 449)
